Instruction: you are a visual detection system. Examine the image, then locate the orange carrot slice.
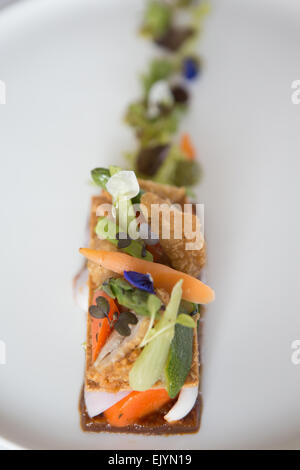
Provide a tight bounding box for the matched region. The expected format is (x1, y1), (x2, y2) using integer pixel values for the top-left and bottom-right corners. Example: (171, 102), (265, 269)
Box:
(90, 290), (119, 362)
(80, 249), (215, 304)
(180, 133), (196, 160)
(104, 389), (170, 427)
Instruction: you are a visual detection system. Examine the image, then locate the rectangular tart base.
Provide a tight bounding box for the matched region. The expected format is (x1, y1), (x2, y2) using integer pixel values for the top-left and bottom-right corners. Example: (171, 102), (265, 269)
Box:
(79, 387), (201, 435)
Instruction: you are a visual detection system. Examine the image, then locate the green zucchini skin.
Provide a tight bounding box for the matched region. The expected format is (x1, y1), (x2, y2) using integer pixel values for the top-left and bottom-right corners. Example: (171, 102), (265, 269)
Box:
(165, 323), (194, 399)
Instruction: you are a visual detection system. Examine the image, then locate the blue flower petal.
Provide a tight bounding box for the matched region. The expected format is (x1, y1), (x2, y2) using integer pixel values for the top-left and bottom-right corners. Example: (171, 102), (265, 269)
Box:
(182, 58), (200, 80)
(124, 271), (155, 294)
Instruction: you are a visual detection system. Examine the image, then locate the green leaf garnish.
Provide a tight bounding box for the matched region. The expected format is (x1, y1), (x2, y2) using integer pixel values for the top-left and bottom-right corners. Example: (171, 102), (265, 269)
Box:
(88, 296), (110, 319)
(95, 216), (153, 261)
(129, 280), (183, 391)
(101, 277), (162, 318)
(91, 167), (110, 189)
(173, 159), (202, 187)
(176, 313), (195, 328)
(125, 101), (181, 147)
(141, 1), (172, 39)
(114, 311), (138, 337)
(142, 58), (174, 95)
(165, 322), (194, 398)
(109, 165), (122, 176)
(179, 300), (198, 316)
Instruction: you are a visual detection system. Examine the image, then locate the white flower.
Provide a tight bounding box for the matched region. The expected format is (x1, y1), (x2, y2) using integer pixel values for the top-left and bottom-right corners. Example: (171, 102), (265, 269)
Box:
(147, 80), (174, 118)
(106, 170), (139, 201)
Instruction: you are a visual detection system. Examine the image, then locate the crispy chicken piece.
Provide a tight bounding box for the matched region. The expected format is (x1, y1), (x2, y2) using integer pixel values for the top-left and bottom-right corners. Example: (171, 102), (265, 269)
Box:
(86, 311), (199, 393)
(141, 192), (206, 277)
(139, 179), (186, 205)
(87, 238), (120, 286)
(85, 189), (201, 393)
(87, 317), (150, 393)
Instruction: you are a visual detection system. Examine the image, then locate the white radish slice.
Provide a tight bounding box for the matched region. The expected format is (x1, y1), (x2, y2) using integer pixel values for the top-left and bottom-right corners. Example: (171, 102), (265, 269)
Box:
(73, 263), (89, 311)
(164, 386), (198, 423)
(84, 388), (130, 418)
(96, 329), (124, 362)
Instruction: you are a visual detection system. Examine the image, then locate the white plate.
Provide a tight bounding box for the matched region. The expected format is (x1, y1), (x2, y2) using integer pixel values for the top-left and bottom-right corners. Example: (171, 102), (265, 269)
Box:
(0, 0), (300, 450)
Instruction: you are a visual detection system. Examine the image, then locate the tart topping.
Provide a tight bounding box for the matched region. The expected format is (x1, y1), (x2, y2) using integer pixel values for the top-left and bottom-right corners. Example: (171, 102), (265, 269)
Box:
(147, 79), (174, 118)
(182, 56), (200, 80)
(171, 85), (189, 104)
(136, 144), (170, 176)
(155, 26), (195, 51)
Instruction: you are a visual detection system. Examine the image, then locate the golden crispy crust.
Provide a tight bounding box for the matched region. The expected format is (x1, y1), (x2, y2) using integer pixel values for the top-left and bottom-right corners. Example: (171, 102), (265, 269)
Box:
(141, 192), (206, 277)
(85, 189), (200, 392)
(87, 318), (149, 392)
(138, 179), (186, 205)
(79, 386), (201, 434)
(102, 179), (186, 205)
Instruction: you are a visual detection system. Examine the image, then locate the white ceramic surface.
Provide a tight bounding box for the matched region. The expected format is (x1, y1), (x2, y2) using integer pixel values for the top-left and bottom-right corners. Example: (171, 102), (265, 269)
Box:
(0, 0), (300, 450)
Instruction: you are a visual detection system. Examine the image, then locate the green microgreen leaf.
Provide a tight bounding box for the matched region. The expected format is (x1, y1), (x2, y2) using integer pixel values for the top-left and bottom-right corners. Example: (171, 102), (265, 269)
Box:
(91, 167), (110, 189)
(114, 311), (138, 337)
(176, 313), (195, 328)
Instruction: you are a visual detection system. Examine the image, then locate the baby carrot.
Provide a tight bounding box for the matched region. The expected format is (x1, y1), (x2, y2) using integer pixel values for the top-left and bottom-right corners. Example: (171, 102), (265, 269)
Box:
(90, 290), (119, 362)
(104, 389), (170, 427)
(180, 133), (196, 160)
(80, 249), (215, 304)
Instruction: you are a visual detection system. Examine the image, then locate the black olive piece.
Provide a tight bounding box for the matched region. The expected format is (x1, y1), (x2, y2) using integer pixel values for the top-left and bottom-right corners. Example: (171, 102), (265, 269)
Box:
(141, 244), (147, 258)
(116, 232), (132, 249)
(136, 144), (170, 176)
(171, 85), (189, 104)
(155, 27), (195, 52)
(117, 239), (132, 249)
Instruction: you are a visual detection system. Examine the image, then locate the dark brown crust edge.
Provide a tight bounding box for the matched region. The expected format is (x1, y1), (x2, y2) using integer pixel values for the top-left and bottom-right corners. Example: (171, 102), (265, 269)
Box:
(79, 387), (202, 435)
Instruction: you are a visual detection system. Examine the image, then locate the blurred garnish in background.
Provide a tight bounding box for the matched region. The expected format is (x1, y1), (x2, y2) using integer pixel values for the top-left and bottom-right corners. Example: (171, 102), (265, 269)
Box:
(125, 0), (210, 190)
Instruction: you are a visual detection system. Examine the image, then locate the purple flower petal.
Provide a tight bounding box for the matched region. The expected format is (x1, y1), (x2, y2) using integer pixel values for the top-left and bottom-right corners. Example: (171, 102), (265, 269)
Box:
(123, 271), (155, 294)
(182, 57), (200, 80)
